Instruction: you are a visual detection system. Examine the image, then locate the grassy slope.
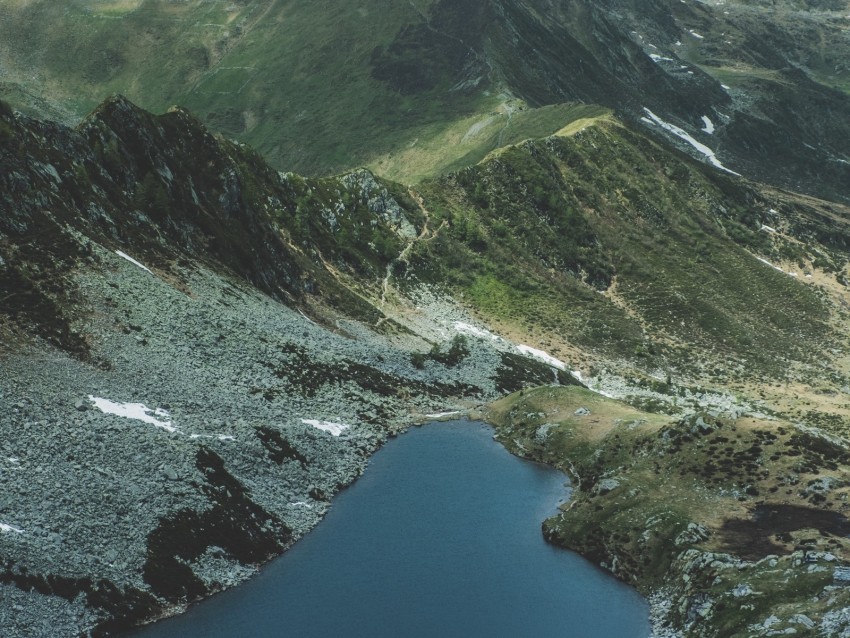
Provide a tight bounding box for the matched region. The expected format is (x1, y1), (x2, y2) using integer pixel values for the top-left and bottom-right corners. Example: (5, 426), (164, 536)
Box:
(0, 0), (551, 181)
(407, 118), (848, 388)
(486, 386), (850, 636)
(4, 0), (850, 207)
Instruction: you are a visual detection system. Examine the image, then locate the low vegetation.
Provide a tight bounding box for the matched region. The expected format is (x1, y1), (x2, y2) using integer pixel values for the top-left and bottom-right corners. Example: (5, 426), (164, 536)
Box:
(486, 385), (850, 636)
(409, 119), (846, 384)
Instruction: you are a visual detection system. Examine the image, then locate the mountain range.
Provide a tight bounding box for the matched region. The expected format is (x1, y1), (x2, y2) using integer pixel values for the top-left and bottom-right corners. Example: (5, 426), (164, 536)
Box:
(4, 1), (850, 636)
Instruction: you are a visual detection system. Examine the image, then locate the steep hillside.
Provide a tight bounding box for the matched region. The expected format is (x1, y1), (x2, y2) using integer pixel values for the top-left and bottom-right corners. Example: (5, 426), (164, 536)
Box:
(0, 97), (578, 636)
(2, 0), (850, 201)
(412, 119), (850, 396)
(5, 97), (850, 636)
(487, 387), (850, 637)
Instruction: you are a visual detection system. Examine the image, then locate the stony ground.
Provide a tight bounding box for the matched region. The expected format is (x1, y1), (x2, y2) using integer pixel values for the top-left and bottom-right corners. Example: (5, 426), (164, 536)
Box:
(5, 235), (841, 636)
(0, 239), (537, 636)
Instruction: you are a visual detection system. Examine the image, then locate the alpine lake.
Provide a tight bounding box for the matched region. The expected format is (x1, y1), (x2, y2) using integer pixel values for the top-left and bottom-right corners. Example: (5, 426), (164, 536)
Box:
(130, 420), (651, 637)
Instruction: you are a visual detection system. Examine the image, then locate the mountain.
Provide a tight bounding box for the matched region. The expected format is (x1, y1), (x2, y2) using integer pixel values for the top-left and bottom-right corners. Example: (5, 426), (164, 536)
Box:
(0, 94), (581, 636)
(4, 92), (850, 636)
(6, 1), (850, 635)
(3, 0), (850, 201)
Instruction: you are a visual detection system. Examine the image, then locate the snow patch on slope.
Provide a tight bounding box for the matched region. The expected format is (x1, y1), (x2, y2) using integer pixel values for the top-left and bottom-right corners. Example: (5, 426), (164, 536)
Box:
(88, 396), (176, 432)
(453, 321), (502, 341)
(516, 345), (567, 371)
(642, 109), (740, 176)
(0, 523), (24, 534)
(302, 419), (350, 436)
(115, 250), (152, 274)
(756, 256), (798, 277)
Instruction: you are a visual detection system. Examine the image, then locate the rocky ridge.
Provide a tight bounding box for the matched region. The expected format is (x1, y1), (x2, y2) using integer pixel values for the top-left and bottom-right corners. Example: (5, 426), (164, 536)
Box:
(0, 98), (578, 636)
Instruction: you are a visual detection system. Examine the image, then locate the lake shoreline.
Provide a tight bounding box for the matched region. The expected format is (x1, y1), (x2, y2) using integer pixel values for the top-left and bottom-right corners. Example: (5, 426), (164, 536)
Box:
(129, 419), (651, 638)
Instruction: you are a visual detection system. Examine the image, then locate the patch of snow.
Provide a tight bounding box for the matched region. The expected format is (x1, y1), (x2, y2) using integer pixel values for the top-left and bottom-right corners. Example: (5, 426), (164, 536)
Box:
(760, 225), (776, 233)
(700, 115), (715, 134)
(0, 523), (24, 534)
(115, 250), (152, 274)
(425, 411), (462, 419)
(189, 433), (236, 441)
(721, 84), (731, 90)
(88, 396), (177, 433)
(756, 257), (784, 272)
(290, 502), (313, 509)
(755, 256), (797, 278)
(649, 53), (674, 62)
(298, 309), (318, 326)
(453, 321), (501, 342)
(640, 117), (655, 125)
(689, 30), (705, 39)
(571, 370), (584, 383)
(302, 419), (350, 436)
(642, 108), (740, 176)
(516, 345), (567, 371)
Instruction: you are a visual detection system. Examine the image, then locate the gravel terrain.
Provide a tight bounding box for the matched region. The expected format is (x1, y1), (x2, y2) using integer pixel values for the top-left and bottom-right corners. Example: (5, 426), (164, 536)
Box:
(0, 239), (527, 636)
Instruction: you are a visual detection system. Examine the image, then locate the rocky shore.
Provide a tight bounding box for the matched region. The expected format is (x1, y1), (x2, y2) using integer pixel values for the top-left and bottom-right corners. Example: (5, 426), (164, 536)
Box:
(487, 386), (850, 638)
(0, 238), (565, 635)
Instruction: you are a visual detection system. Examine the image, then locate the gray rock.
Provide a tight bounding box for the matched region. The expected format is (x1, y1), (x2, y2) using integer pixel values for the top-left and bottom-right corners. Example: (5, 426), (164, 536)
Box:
(675, 522), (710, 546)
(595, 478), (620, 495)
(162, 466), (178, 481)
(763, 615), (781, 629)
(574, 407), (590, 416)
(731, 584), (753, 597)
(535, 423), (556, 442)
(789, 614), (814, 629)
(74, 399), (88, 412)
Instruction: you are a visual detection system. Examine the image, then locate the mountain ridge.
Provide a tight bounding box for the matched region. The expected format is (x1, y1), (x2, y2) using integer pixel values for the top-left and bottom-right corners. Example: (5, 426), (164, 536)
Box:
(6, 94), (850, 635)
(3, 0), (850, 203)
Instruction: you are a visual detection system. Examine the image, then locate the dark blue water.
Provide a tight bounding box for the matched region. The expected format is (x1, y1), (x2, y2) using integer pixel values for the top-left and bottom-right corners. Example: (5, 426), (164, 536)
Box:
(132, 420), (650, 637)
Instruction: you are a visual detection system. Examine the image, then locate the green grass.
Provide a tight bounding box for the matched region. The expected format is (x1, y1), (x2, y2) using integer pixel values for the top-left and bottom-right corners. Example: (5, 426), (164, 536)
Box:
(407, 118), (837, 376)
(486, 386), (850, 636)
(0, 0), (517, 179)
(368, 102), (612, 183)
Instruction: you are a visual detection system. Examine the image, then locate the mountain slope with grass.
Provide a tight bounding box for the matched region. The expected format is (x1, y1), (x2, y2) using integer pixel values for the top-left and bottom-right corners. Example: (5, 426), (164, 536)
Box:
(5, 92), (850, 636)
(3, 0), (850, 202)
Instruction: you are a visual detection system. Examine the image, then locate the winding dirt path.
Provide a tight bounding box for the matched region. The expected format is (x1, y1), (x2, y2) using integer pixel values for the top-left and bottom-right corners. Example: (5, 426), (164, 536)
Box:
(375, 188), (446, 324)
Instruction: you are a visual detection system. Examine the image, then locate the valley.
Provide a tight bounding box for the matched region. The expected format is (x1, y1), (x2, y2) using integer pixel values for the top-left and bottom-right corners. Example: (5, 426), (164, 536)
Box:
(5, 0), (850, 636)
